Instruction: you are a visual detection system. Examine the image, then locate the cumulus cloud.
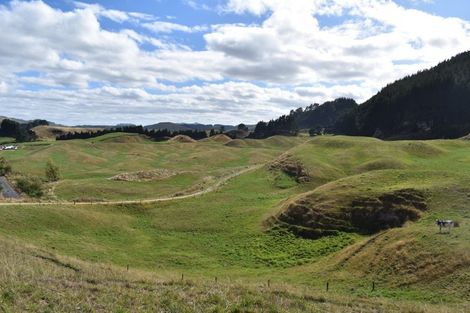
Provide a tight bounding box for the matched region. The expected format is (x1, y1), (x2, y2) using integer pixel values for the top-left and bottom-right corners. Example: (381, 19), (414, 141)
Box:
(0, 0), (223, 87)
(0, 82), (311, 125)
(213, 0), (470, 85)
(0, 0), (469, 125)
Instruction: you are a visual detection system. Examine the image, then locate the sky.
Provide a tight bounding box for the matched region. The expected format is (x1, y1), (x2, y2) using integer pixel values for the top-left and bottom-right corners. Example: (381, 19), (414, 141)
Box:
(0, 0), (469, 126)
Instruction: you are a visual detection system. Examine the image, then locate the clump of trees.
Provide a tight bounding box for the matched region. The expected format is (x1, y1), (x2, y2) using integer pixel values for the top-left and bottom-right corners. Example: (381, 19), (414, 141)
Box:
(249, 98), (357, 139)
(0, 119), (48, 142)
(15, 160), (61, 197)
(16, 176), (44, 198)
(237, 123), (249, 132)
(1, 159), (61, 198)
(45, 160), (60, 182)
(56, 125), (208, 141)
(250, 115), (298, 139)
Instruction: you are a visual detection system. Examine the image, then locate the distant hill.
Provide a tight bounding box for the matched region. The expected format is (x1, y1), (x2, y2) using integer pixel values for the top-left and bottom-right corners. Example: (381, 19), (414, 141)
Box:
(145, 122), (192, 132)
(259, 51), (470, 140)
(32, 125), (103, 140)
(0, 116), (29, 124)
(343, 51), (470, 139)
(145, 122), (240, 132)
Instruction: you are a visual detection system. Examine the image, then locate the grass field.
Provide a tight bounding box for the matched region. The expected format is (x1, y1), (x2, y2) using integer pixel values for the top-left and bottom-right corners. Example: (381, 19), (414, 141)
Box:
(0, 137), (15, 144)
(1, 134), (470, 311)
(2, 133), (304, 201)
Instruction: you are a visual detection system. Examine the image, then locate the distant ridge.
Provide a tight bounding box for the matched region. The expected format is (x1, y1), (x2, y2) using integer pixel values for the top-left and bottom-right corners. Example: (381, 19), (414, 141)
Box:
(145, 122), (241, 132)
(0, 116), (29, 124)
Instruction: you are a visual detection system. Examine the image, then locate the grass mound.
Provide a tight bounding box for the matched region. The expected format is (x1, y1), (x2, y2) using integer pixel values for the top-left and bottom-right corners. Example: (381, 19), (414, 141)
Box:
(274, 188), (427, 239)
(225, 139), (248, 147)
(355, 158), (408, 173)
(264, 135), (309, 148)
(202, 134), (232, 143)
(398, 141), (445, 158)
(169, 135), (196, 143)
(110, 169), (180, 182)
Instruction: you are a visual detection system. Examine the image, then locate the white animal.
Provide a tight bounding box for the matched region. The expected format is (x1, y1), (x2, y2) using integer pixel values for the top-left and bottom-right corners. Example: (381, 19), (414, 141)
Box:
(436, 219), (454, 233)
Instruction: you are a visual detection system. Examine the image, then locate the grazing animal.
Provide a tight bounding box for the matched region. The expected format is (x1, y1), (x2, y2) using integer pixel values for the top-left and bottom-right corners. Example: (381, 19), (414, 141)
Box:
(436, 219), (454, 233)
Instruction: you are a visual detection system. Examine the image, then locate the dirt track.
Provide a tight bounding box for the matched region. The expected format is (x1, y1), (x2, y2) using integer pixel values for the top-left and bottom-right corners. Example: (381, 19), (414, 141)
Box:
(0, 164), (263, 207)
(0, 177), (20, 199)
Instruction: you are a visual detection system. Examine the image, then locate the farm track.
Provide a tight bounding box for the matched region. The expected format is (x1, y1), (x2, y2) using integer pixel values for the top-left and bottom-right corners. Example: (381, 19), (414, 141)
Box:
(0, 164), (264, 207)
(0, 176), (20, 199)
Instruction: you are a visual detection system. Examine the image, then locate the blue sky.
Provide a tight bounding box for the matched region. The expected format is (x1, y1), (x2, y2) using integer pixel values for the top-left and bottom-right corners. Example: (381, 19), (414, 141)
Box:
(0, 0), (469, 125)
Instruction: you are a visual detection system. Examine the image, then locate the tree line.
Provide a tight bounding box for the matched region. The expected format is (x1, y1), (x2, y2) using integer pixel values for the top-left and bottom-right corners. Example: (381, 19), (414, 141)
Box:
(0, 119), (49, 142)
(56, 125), (209, 141)
(249, 52), (470, 140)
(249, 115), (298, 139)
(335, 51), (470, 139)
(249, 98), (357, 139)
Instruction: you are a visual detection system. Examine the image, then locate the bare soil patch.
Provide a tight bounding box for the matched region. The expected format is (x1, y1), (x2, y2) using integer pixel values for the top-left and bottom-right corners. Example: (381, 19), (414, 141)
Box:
(273, 188), (427, 239)
(269, 155), (310, 183)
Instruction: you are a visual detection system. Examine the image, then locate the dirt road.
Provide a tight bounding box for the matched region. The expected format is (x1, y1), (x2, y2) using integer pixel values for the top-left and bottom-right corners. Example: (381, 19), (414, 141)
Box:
(0, 164), (263, 207)
(0, 177), (20, 199)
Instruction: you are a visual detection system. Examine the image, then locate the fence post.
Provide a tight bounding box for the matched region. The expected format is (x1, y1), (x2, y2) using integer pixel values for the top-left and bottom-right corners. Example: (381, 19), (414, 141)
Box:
(326, 281), (329, 292)
(372, 281), (375, 292)
(268, 279), (271, 288)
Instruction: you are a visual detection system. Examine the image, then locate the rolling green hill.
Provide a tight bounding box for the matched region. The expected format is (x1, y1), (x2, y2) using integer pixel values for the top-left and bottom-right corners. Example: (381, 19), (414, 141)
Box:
(0, 133), (470, 311)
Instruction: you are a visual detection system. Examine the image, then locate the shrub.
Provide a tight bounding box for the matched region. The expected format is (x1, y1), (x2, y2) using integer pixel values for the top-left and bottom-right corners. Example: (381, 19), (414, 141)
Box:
(45, 160), (60, 182)
(0, 157), (12, 176)
(16, 176), (44, 198)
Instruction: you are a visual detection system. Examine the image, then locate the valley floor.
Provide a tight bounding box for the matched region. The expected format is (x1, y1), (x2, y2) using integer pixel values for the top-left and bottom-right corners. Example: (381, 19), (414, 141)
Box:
(1, 134), (470, 311)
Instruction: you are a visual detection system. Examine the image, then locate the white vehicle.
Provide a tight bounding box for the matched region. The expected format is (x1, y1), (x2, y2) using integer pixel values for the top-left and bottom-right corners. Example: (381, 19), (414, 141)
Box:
(0, 145), (18, 151)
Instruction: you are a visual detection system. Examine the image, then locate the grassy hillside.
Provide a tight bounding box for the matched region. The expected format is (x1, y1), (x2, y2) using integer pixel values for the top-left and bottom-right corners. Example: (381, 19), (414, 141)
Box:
(32, 125), (103, 140)
(267, 136), (470, 302)
(1, 133), (300, 201)
(1, 134), (470, 311)
(0, 137), (15, 144)
(3, 237), (458, 313)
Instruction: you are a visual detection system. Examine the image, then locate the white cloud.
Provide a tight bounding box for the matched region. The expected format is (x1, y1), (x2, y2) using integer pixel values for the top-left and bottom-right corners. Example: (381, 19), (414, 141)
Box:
(212, 0), (470, 85)
(0, 0), (469, 125)
(184, 0), (211, 11)
(0, 82), (315, 125)
(73, 1), (130, 23)
(143, 21), (208, 34)
(0, 0), (222, 87)
(0, 81), (8, 94)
